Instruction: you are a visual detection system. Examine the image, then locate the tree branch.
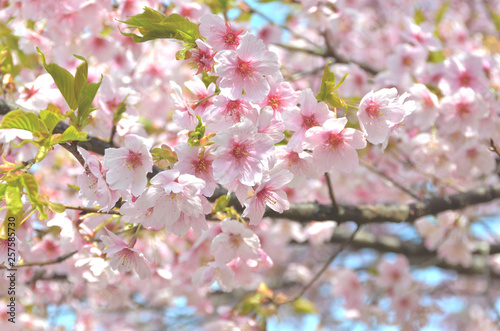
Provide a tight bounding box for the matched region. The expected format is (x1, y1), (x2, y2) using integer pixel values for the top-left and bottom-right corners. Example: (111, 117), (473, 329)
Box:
(4, 99), (500, 227)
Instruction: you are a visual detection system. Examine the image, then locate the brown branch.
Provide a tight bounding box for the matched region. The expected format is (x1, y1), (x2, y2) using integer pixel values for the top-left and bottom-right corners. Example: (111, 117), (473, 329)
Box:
(4, 99), (500, 227)
(327, 230), (499, 278)
(0, 250), (78, 269)
(264, 183), (500, 225)
(325, 172), (339, 213)
(63, 204), (121, 215)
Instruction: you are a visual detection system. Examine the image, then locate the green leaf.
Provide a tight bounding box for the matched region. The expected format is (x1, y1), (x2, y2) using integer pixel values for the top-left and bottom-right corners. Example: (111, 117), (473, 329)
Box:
(414, 9), (426, 24)
(37, 47), (78, 110)
(435, 2), (450, 25)
(48, 202), (66, 213)
(67, 184), (80, 191)
(316, 62), (349, 109)
(76, 75), (103, 126)
(427, 50), (446, 63)
(60, 125), (88, 142)
(73, 54), (88, 101)
(20, 173), (47, 220)
(293, 298), (318, 314)
(119, 8), (200, 44)
(39, 104), (65, 132)
(5, 183), (23, 215)
(35, 143), (51, 163)
(0, 109), (47, 134)
(113, 98), (128, 124)
(485, 4), (500, 33)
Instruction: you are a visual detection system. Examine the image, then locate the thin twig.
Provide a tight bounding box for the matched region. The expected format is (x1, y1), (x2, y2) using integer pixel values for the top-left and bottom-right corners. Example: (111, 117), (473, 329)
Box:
(0, 250), (78, 269)
(59, 142), (85, 167)
(63, 205), (121, 215)
(322, 30), (379, 75)
(361, 160), (422, 201)
(490, 139), (500, 157)
(325, 172), (339, 213)
(290, 225), (361, 301)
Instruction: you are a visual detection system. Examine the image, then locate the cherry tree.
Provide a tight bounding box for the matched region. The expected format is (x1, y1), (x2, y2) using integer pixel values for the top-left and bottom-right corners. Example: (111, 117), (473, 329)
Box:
(1, 0), (500, 330)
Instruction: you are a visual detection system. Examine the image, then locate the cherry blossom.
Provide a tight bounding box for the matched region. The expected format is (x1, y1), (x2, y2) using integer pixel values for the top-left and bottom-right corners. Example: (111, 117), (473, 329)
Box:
(357, 88), (414, 145)
(100, 228), (151, 279)
(211, 118), (275, 186)
(192, 262), (235, 292)
(242, 169), (293, 225)
(305, 117), (366, 173)
(77, 148), (119, 212)
(103, 134), (153, 196)
(199, 13), (245, 51)
(284, 88), (332, 152)
(214, 34), (281, 101)
(211, 220), (262, 265)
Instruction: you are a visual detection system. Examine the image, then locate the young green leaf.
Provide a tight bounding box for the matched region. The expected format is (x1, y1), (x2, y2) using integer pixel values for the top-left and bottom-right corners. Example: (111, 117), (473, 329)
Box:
(76, 74), (103, 126)
(60, 125), (88, 143)
(0, 109), (47, 134)
(37, 47), (78, 109)
(73, 54), (89, 100)
(119, 8), (200, 44)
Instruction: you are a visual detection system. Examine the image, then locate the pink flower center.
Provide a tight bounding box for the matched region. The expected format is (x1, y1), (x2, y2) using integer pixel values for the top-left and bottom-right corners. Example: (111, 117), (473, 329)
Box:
(146, 207), (154, 216)
(126, 151), (143, 169)
(226, 100), (242, 120)
(236, 57), (254, 78)
(224, 24), (243, 47)
(456, 102), (470, 116)
(402, 55), (413, 67)
(231, 143), (249, 159)
(326, 132), (345, 149)
(267, 94), (282, 110)
(365, 100), (382, 118)
(193, 158), (209, 174)
(466, 148), (478, 159)
(228, 233), (243, 249)
(301, 114), (318, 129)
(23, 86), (40, 101)
(459, 72), (471, 86)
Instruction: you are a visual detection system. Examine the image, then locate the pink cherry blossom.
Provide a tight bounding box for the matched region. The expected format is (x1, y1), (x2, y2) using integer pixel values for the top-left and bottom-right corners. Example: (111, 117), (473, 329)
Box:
(305, 221), (337, 246)
(184, 76), (216, 115)
(77, 148), (119, 212)
(305, 117), (367, 173)
(192, 262), (235, 292)
(438, 87), (488, 134)
(275, 146), (315, 187)
(284, 88), (332, 152)
(189, 39), (216, 74)
(174, 143), (216, 196)
(257, 106), (285, 143)
(242, 169), (293, 226)
(199, 13), (245, 51)
(100, 228), (151, 279)
(211, 118), (274, 186)
(211, 220), (261, 265)
(376, 256), (412, 290)
(214, 34), (280, 101)
(454, 141), (496, 177)
(204, 95), (259, 132)
(103, 134), (153, 196)
(437, 228), (474, 268)
(357, 88), (413, 145)
(258, 72), (299, 119)
(120, 169), (210, 237)
(439, 55), (490, 95)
